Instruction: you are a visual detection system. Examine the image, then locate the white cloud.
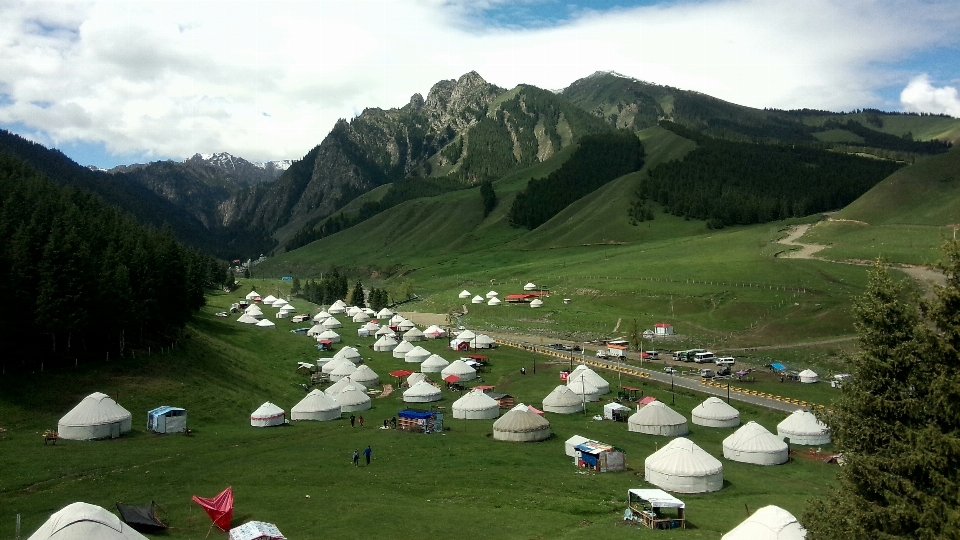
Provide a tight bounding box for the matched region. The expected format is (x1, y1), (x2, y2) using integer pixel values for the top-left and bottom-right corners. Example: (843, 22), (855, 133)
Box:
(0, 0), (959, 164)
(900, 75), (960, 117)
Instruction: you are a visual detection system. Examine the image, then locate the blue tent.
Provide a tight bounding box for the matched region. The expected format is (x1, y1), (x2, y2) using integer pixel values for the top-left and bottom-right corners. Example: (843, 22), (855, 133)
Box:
(770, 363), (787, 371)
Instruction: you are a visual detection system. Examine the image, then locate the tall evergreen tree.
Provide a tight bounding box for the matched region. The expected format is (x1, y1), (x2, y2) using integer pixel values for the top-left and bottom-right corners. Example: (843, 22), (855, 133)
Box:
(805, 246), (960, 539)
(349, 280), (365, 307)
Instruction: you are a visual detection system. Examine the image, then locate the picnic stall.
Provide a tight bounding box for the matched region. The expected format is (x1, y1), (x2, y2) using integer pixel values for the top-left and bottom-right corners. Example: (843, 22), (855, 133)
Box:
(626, 489), (686, 530)
(397, 409), (444, 433)
(485, 392), (515, 409)
(574, 440), (626, 472)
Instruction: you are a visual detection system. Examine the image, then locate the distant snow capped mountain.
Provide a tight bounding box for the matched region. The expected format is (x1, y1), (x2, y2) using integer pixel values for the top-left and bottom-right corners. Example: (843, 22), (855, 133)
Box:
(184, 152), (291, 184)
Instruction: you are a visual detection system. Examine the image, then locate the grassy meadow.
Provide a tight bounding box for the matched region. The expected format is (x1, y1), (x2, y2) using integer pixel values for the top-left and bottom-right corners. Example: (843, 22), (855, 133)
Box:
(0, 284), (840, 539)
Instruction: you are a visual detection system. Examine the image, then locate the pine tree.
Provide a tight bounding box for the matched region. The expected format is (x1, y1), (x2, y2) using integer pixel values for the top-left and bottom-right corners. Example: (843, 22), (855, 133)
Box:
(349, 280), (365, 307)
(805, 248), (960, 539)
(291, 276), (301, 295)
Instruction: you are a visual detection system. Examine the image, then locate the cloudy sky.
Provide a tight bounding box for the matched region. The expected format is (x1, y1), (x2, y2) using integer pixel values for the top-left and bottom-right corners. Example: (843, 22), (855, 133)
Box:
(2, 0), (959, 168)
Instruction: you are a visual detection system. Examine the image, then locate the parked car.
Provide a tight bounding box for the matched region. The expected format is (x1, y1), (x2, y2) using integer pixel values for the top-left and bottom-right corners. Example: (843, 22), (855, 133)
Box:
(291, 314), (310, 323)
(698, 368), (715, 378)
(714, 357), (735, 366)
(663, 366), (678, 374)
(717, 366), (732, 377)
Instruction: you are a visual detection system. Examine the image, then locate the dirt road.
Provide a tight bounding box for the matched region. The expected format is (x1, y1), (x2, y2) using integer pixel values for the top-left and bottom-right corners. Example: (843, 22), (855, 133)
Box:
(775, 224), (827, 259)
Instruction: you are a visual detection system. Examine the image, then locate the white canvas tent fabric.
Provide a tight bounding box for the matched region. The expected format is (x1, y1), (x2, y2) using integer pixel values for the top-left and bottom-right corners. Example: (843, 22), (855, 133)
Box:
(363, 307), (376, 316)
(404, 346), (431, 364)
(645, 437), (724, 493)
(321, 358), (352, 375)
(350, 365), (380, 386)
(325, 377), (367, 396)
(798, 369), (819, 383)
(568, 366), (610, 394)
(245, 291), (260, 300)
(250, 402), (285, 427)
(441, 359), (477, 381)
(244, 305), (263, 318)
(424, 325), (446, 339)
(777, 410), (830, 445)
(278, 304), (296, 313)
(229, 521), (285, 540)
(317, 329), (341, 343)
(321, 317), (342, 329)
(291, 390), (341, 421)
(334, 347), (361, 362)
(723, 421), (789, 465)
(330, 299), (347, 310)
(603, 402), (632, 420)
(629, 401), (689, 436)
(403, 380), (442, 402)
(392, 340), (414, 358)
(27, 502), (148, 540)
(486, 290), (498, 298)
(271, 299), (288, 308)
(722, 505), (807, 540)
(692, 397), (741, 428)
(543, 385), (584, 414)
(421, 354), (450, 373)
(58, 392), (132, 440)
(333, 385), (371, 412)
(524, 282), (537, 291)
(453, 390), (500, 419)
(407, 372), (428, 387)
(329, 360), (358, 382)
(237, 314), (259, 324)
(530, 298), (543, 308)
(306, 324), (324, 337)
(352, 312), (370, 323)
(262, 295), (277, 304)
(487, 297), (502, 306)
(493, 409), (551, 442)
(346, 306), (361, 317)
(471, 295), (484, 304)
(377, 308), (394, 319)
(458, 290), (471, 298)
(402, 328), (425, 342)
(255, 319), (276, 328)
(566, 379), (600, 402)
(313, 311), (331, 321)
(376, 325), (396, 338)
(565, 435), (592, 457)
(456, 329), (476, 341)
(474, 334), (496, 349)
(397, 320), (415, 331)
(373, 335), (398, 352)
(362, 321), (380, 333)
(390, 314), (405, 325)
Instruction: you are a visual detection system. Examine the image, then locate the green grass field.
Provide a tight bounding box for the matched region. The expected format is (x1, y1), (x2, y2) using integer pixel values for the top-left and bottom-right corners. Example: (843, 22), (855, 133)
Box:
(0, 284), (839, 539)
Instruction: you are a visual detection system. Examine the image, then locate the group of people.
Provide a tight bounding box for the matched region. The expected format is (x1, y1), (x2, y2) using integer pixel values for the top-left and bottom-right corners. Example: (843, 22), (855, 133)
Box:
(352, 445), (372, 466)
(349, 415), (365, 427)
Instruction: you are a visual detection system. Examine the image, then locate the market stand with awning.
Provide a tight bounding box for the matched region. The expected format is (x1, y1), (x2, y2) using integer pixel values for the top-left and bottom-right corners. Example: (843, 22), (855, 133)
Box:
(626, 488), (685, 529)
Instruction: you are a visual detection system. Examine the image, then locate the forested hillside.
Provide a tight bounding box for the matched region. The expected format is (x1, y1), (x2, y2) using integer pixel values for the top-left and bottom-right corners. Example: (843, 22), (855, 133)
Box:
(0, 154), (226, 372)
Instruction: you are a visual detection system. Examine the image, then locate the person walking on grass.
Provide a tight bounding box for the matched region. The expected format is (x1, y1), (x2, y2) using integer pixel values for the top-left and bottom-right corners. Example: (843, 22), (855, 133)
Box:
(350, 415), (356, 427)
(359, 415), (364, 427)
(364, 445), (372, 465)
(352, 449), (359, 467)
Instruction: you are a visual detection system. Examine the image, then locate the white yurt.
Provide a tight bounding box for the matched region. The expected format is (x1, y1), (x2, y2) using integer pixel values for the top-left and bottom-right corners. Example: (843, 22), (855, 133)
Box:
(441, 359), (477, 382)
(330, 360), (358, 382)
(458, 290), (471, 299)
(723, 421), (789, 465)
(407, 372), (428, 387)
(317, 329), (341, 343)
(58, 392), (132, 440)
(568, 365), (610, 395)
(278, 304), (296, 314)
(255, 319), (276, 329)
(542, 385), (585, 414)
(566, 379), (600, 402)
(421, 354), (450, 373)
(722, 505), (807, 540)
(628, 401), (689, 436)
(376, 325), (397, 338)
(403, 380), (442, 403)
(377, 308), (394, 319)
(272, 299), (288, 308)
(456, 329), (476, 341)
(362, 321), (380, 333)
(487, 297), (502, 306)
(357, 327), (371, 338)
(692, 397), (740, 428)
(313, 311), (331, 321)
(474, 334), (496, 349)
(486, 290), (498, 298)
(245, 290), (260, 300)
(471, 295), (484, 304)
(333, 384), (371, 412)
(363, 307), (376, 316)
(321, 317), (342, 329)
(453, 390), (500, 419)
(524, 282), (537, 291)
(798, 369), (819, 383)
(397, 319), (416, 332)
(262, 295), (278, 304)
(26, 502), (149, 540)
(237, 314), (259, 324)
(291, 390), (341, 421)
(777, 410), (830, 445)
(424, 325), (446, 339)
(530, 298), (543, 308)
(645, 437), (724, 493)
(352, 312), (370, 323)
(350, 365), (380, 387)
(321, 357), (349, 375)
(244, 305), (263, 318)
(493, 409), (551, 442)
(373, 335), (399, 352)
(404, 346), (431, 364)
(325, 377), (367, 397)
(334, 346), (361, 362)
(329, 299), (347, 312)
(390, 314), (405, 325)
(250, 402), (285, 427)
(392, 340), (414, 358)
(403, 328), (425, 342)
(306, 324), (325, 337)
(346, 306), (361, 317)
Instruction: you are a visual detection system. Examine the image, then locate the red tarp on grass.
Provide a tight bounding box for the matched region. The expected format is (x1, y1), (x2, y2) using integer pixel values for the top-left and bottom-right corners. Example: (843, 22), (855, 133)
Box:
(389, 370), (414, 377)
(192, 486), (234, 531)
(443, 375), (460, 383)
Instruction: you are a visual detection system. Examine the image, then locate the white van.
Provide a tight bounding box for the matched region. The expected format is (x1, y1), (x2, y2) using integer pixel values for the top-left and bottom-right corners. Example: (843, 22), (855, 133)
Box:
(714, 357), (735, 366)
(694, 351), (715, 364)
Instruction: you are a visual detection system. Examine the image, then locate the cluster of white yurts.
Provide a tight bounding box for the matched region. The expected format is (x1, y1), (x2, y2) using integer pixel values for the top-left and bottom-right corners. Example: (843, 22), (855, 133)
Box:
(458, 288), (504, 306)
(235, 290), (303, 329)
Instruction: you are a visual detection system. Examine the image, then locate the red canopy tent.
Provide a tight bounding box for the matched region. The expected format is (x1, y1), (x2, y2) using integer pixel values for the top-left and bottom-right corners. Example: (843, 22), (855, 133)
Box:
(192, 486), (234, 531)
(443, 375), (460, 383)
(389, 369), (414, 378)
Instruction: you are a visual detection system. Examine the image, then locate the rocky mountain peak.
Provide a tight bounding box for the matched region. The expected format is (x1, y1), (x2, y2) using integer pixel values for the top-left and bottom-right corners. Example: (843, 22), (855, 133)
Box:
(406, 93), (425, 111)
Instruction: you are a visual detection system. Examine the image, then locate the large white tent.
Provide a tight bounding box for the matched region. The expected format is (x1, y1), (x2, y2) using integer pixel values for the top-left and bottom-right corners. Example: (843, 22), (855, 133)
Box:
(244, 305), (263, 318)
(568, 365), (610, 395)
(237, 314), (259, 324)
(27, 502), (148, 540)
(377, 325), (397, 339)
(390, 314), (405, 326)
(524, 282), (537, 291)
(452, 390), (500, 419)
(333, 384), (371, 412)
(346, 306), (361, 317)
(58, 392), (132, 440)
(291, 390), (341, 421)
(407, 372), (428, 387)
(373, 335), (398, 352)
(474, 334), (496, 349)
(471, 295), (484, 304)
(530, 298), (543, 308)
(645, 437), (724, 493)
(328, 300), (347, 313)
(321, 357), (349, 375)
(350, 365), (380, 387)
(421, 354), (450, 373)
(397, 319), (416, 332)
(245, 290), (260, 300)
(334, 347), (361, 362)
(392, 340), (414, 358)
(542, 385), (585, 414)
(566, 379), (600, 402)
(493, 409), (551, 442)
(691, 397), (740, 428)
(317, 329), (341, 343)
(321, 317), (342, 329)
(404, 346), (431, 364)
(777, 410), (830, 445)
(403, 381), (442, 403)
(377, 308), (394, 319)
(723, 421), (789, 465)
(402, 328), (425, 342)
(352, 312), (370, 323)
(250, 402), (285, 427)
(722, 505), (807, 540)
(628, 401), (689, 436)
(458, 290), (471, 298)
(798, 369), (819, 383)
(456, 329), (476, 341)
(441, 359), (477, 381)
(255, 319), (276, 329)
(306, 324), (325, 337)
(325, 377), (367, 397)
(262, 295), (278, 305)
(487, 297), (502, 306)
(424, 325), (446, 339)
(330, 361), (358, 382)
(313, 311), (331, 321)
(486, 290), (498, 298)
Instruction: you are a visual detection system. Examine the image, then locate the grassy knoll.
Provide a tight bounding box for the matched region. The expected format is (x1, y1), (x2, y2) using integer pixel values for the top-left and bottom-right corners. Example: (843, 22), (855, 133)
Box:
(802, 113), (960, 144)
(0, 286), (839, 539)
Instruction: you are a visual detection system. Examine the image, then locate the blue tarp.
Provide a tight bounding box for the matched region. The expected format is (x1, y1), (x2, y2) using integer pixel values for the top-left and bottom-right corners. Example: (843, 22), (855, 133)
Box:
(398, 409), (434, 419)
(771, 363), (787, 371)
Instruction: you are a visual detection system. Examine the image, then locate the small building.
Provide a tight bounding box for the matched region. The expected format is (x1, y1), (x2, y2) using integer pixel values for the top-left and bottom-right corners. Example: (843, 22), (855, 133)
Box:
(626, 489), (686, 530)
(397, 409), (443, 433)
(574, 440), (626, 472)
(565, 435), (593, 457)
(603, 402), (632, 421)
(654, 323), (674, 336)
(147, 406), (187, 434)
(505, 294), (535, 303)
(485, 392), (515, 410)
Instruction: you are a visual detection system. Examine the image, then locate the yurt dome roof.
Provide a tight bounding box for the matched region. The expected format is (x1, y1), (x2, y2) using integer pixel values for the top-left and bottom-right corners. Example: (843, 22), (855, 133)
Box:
(351, 365), (379, 383)
(453, 390), (499, 411)
(325, 377), (367, 396)
(645, 437), (722, 477)
(334, 347), (360, 361)
(493, 409), (550, 433)
(393, 340), (414, 354)
(330, 361), (358, 377)
(251, 402), (284, 418)
(442, 359), (476, 377)
(723, 422), (788, 453)
(543, 385), (583, 407)
(292, 390), (340, 414)
(333, 385), (370, 406)
(777, 410), (829, 436)
(59, 392), (131, 427)
(404, 380), (441, 398)
(631, 401), (687, 426)
(27, 502), (149, 540)
(422, 354), (450, 369)
(721, 505), (806, 540)
(693, 397), (740, 421)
